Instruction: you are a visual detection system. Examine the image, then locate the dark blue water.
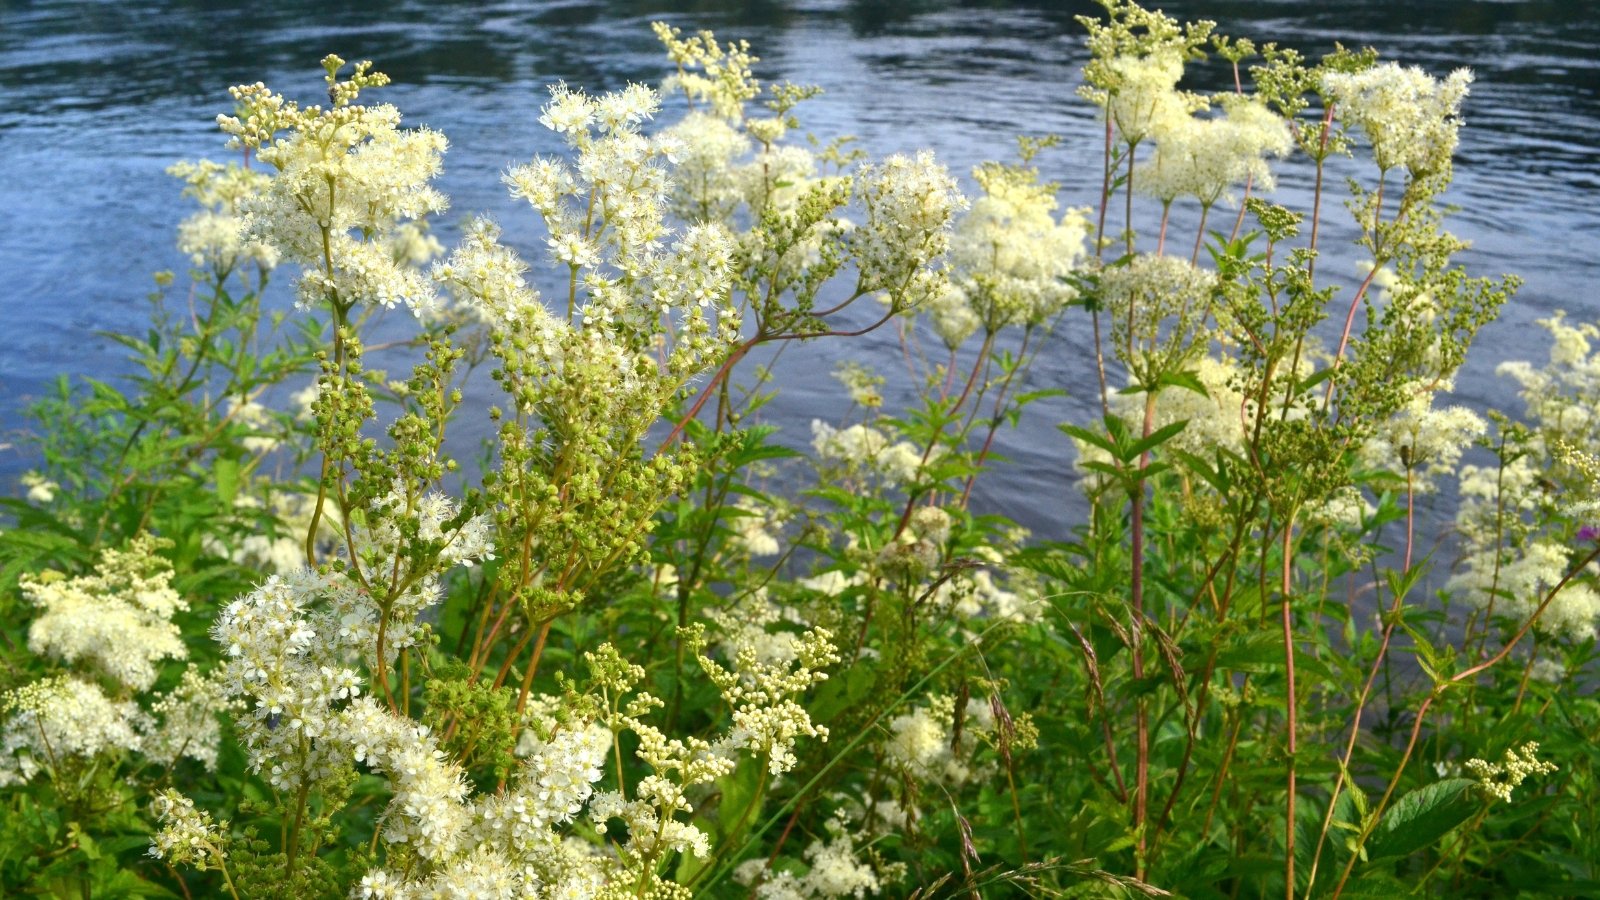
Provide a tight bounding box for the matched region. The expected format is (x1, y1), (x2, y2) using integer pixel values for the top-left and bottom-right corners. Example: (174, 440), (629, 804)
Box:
(2, 0), (1597, 536)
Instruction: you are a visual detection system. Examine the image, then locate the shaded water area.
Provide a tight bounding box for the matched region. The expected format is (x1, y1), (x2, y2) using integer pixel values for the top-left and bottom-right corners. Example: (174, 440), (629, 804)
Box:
(1, 0), (1598, 542)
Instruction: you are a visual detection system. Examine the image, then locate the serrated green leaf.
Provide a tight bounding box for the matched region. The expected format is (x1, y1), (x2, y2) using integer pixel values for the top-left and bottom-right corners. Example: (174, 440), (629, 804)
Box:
(1059, 423), (1116, 455)
(1128, 419), (1189, 459)
(1364, 778), (1482, 862)
(1158, 369), (1209, 396)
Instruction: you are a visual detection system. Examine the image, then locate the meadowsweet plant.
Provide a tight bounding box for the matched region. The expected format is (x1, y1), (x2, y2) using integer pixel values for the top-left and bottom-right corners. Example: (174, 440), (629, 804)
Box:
(3, 3), (1598, 897)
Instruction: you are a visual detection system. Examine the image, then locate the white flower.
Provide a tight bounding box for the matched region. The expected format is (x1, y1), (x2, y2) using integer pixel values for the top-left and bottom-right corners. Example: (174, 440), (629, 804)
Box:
(1102, 51), (1191, 146)
(1360, 379), (1486, 492)
(20, 471), (57, 504)
(1322, 63), (1473, 177)
(1465, 741), (1558, 802)
(148, 789), (229, 870)
(539, 83), (597, 135)
(1136, 95), (1291, 205)
(851, 151), (965, 305)
(1447, 540), (1600, 641)
(23, 535), (187, 691)
(0, 676), (148, 788)
(945, 161), (1091, 334)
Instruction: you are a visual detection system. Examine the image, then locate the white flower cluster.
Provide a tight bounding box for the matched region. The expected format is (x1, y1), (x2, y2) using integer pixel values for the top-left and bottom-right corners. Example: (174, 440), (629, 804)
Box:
(143, 666), (237, 772)
(227, 684), (617, 896)
(933, 568), (1039, 624)
(1448, 311), (1600, 641)
(168, 159), (280, 274)
(834, 361), (885, 410)
(1303, 484), (1375, 534)
(1498, 312), (1600, 446)
(882, 694), (995, 787)
(148, 789), (229, 871)
(3, 543), (231, 788)
(433, 218), (553, 336)
(1140, 355), (1251, 456)
(0, 675), (146, 788)
(348, 486), (495, 649)
(1446, 540), (1600, 641)
(1101, 51), (1193, 146)
(1465, 741), (1558, 803)
(1103, 254), (1217, 349)
(665, 111), (755, 221)
(504, 81), (741, 352)
(589, 775), (714, 862)
(483, 81), (746, 455)
(218, 59), (447, 315)
(204, 489), (339, 575)
(1099, 253), (1218, 388)
(210, 568), (369, 789)
(798, 568), (868, 599)
(20, 470), (58, 504)
(1322, 63), (1473, 178)
(341, 694), (630, 896)
(1454, 453), (1543, 547)
(851, 151), (965, 310)
(1136, 95), (1291, 207)
(738, 811), (883, 899)
(708, 590), (809, 668)
(697, 627), (839, 775)
(1360, 379), (1486, 493)
(729, 495), (785, 558)
(941, 161), (1091, 342)
(653, 22), (761, 122)
(810, 420), (925, 487)
(22, 535), (187, 692)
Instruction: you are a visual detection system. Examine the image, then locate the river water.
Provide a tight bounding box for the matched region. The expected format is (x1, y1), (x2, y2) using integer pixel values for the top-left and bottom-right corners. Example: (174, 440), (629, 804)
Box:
(1, 0), (1597, 538)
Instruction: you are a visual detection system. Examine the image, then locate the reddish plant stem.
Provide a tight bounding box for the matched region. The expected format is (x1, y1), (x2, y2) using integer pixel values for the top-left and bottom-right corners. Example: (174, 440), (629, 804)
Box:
(1191, 204), (1212, 266)
(958, 328), (1034, 508)
(514, 619), (554, 717)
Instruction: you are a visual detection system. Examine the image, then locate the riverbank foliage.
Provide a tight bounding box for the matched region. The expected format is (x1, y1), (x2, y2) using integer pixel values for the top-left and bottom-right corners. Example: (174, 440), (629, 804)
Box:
(3, 2), (1596, 897)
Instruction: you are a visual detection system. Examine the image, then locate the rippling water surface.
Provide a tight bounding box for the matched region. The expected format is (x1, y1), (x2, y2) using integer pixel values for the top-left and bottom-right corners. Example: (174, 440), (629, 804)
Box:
(2, 0), (1597, 536)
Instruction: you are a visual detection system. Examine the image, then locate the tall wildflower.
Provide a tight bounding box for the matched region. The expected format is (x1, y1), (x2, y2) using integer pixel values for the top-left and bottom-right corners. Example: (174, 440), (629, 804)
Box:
(1136, 95), (1292, 207)
(0, 676), (147, 788)
(21, 534), (186, 692)
(168, 159), (280, 277)
(945, 157), (1091, 336)
(1322, 62), (1473, 180)
(217, 56), (447, 317)
(1077, 0), (1214, 148)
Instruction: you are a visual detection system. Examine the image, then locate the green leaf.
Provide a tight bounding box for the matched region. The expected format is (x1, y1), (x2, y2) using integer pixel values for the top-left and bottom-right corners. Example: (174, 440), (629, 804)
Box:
(1157, 369), (1209, 396)
(1169, 447), (1226, 493)
(215, 456), (241, 506)
(1128, 419), (1189, 460)
(1364, 778), (1483, 862)
(1296, 365), (1337, 393)
(1213, 632), (1282, 673)
(1059, 423), (1116, 455)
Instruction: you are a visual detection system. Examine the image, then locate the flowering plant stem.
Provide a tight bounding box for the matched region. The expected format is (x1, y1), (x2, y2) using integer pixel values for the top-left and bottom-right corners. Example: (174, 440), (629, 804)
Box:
(1329, 539), (1600, 898)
